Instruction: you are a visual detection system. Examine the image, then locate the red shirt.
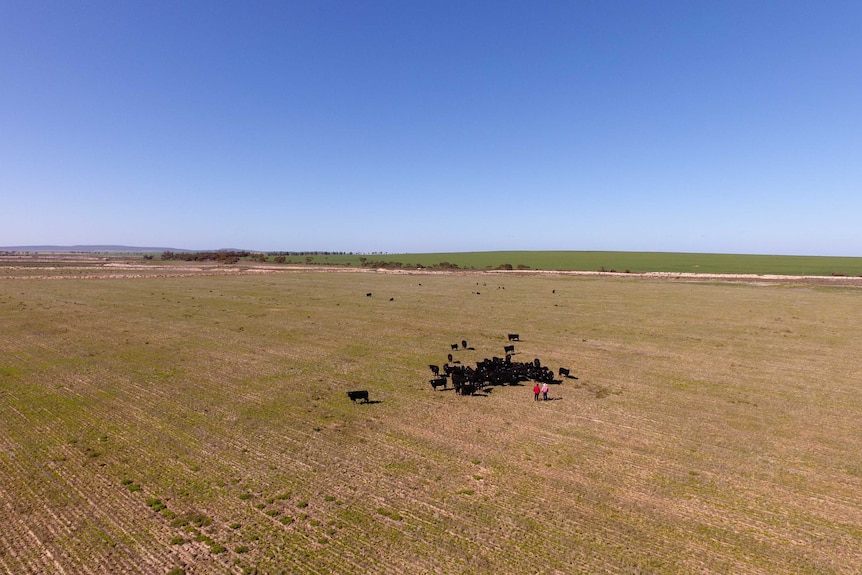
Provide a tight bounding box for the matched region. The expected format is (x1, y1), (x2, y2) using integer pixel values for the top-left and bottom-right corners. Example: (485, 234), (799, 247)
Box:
(533, 384), (541, 394)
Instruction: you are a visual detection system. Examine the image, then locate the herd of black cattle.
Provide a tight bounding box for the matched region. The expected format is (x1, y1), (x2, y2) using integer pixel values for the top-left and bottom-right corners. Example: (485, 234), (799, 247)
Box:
(428, 334), (575, 396)
(347, 333), (575, 403)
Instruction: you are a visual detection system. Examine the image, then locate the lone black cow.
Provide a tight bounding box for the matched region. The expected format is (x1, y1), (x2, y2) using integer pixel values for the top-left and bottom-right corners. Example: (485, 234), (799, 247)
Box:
(346, 390), (369, 403)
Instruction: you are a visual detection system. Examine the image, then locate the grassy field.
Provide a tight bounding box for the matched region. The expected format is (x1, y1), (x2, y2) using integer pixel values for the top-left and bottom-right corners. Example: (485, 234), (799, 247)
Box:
(1, 266), (862, 574)
(269, 251), (862, 276)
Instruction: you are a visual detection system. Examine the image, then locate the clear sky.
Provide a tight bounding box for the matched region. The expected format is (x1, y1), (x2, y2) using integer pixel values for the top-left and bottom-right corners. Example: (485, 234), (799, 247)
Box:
(2, 1), (860, 255)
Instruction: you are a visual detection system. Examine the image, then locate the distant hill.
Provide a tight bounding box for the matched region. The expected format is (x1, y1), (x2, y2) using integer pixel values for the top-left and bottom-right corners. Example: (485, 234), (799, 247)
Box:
(0, 245), (190, 253)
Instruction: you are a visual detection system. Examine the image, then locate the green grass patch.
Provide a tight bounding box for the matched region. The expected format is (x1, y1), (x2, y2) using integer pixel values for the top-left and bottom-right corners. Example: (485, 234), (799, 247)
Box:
(171, 512), (213, 529)
(376, 507), (403, 521)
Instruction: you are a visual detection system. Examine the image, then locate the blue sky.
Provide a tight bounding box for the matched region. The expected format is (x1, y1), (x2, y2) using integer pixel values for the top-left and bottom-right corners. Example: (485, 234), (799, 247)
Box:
(2, 1), (860, 255)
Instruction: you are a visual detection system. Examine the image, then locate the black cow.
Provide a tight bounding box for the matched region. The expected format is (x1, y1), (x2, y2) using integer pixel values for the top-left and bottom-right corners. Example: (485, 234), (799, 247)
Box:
(450, 367), (467, 391)
(507, 333), (520, 341)
(429, 377), (447, 390)
(461, 340), (468, 350)
(366, 293), (372, 297)
(504, 344), (515, 355)
(346, 390), (369, 403)
(429, 364), (440, 376)
(451, 343), (459, 350)
(459, 382), (477, 396)
(559, 367), (570, 378)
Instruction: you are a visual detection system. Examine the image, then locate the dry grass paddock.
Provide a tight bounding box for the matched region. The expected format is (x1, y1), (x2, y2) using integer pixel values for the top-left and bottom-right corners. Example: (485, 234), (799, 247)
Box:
(1, 266), (861, 574)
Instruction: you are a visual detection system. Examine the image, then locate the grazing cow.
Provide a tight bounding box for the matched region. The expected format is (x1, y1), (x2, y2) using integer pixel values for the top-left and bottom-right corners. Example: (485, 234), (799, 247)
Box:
(450, 369), (465, 394)
(429, 377), (447, 390)
(366, 293), (372, 297)
(346, 390), (369, 403)
(429, 364), (440, 376)
(451, 343), (459, 350)
(504, 344), (515, 355)
(459, 382), (477, 396)
(559, 367), (571, 378)
(507, 333), (520, 341)
(389, 297), (394, 301)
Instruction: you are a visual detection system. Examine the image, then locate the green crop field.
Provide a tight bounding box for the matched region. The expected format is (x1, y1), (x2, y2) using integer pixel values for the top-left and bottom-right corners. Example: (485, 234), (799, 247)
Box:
(269, 251), (862, 276)
(1, 263), (861, 574)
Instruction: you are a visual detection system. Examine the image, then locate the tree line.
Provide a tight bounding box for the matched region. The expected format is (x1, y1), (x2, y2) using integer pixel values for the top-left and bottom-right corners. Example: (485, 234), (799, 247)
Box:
(161, 251), (250, 263)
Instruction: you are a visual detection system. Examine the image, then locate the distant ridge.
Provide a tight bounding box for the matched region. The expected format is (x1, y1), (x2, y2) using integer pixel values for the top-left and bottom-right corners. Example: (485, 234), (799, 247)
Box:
(0, 245), (191, 253)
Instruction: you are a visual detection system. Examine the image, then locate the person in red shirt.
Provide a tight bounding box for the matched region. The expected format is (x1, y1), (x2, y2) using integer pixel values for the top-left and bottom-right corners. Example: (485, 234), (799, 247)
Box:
(533, 383), (541, 401)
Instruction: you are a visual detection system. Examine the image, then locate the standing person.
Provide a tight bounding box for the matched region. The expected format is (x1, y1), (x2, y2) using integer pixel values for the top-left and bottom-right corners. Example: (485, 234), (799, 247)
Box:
(533, 383), (541, 401)
(541, 382), (549, 401)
